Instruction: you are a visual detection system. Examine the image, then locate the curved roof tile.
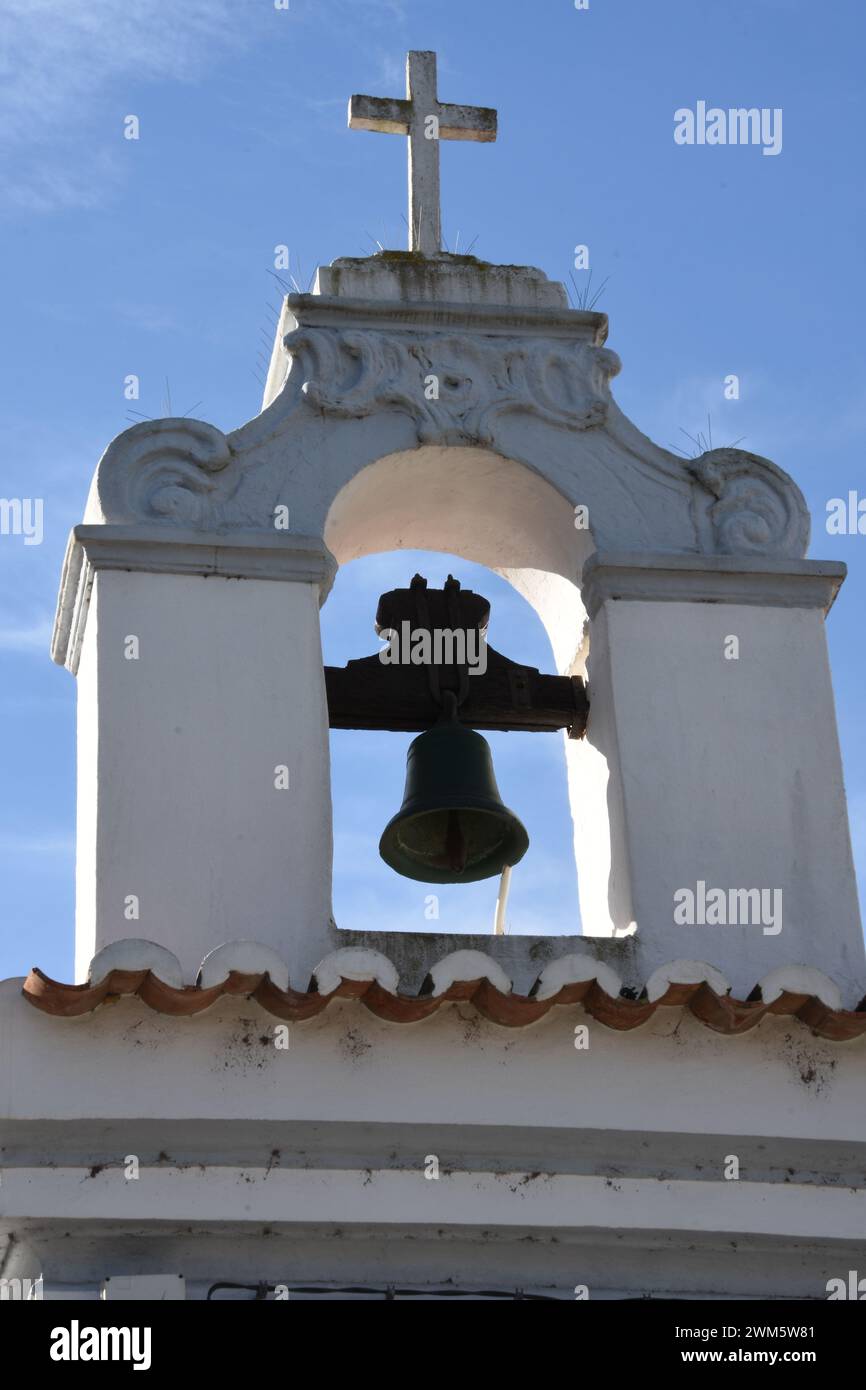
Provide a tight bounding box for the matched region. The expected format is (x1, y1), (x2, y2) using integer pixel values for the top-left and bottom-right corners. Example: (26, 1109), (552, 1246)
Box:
(21, 958), (866, 1041)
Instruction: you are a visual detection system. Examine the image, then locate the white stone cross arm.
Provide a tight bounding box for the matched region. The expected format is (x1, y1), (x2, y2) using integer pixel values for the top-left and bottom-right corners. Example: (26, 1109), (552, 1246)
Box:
(348, 51), (497, 258)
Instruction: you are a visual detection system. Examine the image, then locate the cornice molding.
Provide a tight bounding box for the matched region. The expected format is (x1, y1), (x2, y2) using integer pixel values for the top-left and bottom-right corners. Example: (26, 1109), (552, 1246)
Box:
(581, 551), (846, 619)
(51, 524), (336, 674)
(285, 291), (610, 341)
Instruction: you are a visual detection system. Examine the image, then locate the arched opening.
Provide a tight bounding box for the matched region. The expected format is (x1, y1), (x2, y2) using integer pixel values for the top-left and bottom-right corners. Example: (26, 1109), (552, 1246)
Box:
(321, 550), (582, 935)
(320, 445), (629, 939)
(324, 446), (593, 677)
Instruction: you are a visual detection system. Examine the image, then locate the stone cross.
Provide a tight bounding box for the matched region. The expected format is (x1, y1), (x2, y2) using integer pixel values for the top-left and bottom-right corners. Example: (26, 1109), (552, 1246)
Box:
(349, 51), (497, 258)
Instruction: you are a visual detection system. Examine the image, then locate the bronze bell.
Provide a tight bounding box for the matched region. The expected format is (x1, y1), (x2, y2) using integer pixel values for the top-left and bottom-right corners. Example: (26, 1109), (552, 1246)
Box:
(379, 706), (529, 884)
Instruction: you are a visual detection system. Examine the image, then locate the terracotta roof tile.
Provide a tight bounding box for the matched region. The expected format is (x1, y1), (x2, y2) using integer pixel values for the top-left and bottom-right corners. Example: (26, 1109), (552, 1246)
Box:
(21, 958), (866, 1041)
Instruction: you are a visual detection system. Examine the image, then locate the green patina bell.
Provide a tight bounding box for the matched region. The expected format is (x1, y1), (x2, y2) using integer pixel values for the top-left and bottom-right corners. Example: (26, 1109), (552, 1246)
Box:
(379, 709), (529, 884)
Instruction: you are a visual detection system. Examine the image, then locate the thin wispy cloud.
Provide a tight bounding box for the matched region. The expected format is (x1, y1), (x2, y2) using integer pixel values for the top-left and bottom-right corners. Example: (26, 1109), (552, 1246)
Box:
(0, 0), (241, 140)
(371, 47), (406, 92)
(651, 370), (866, 475)
(1, 155), (119, 214)
(0, 0), (247, 212)
(0, 618), (53, 653)
(0, 0), (417, 211)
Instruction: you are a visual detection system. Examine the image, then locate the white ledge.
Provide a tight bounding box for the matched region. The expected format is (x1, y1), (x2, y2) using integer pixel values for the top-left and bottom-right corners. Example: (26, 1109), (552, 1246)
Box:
(283, 290), (608, 341)
(52, 524), (337, 673)
(581, 552), (845, 618)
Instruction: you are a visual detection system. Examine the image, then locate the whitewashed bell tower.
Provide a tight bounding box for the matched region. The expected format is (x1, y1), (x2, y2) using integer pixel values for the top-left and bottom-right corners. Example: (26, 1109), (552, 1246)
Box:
(2, 51), (865, 1302)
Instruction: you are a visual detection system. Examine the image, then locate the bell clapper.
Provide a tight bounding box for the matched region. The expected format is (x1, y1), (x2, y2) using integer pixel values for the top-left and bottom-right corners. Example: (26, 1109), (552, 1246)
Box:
(493, 864), (512, 936)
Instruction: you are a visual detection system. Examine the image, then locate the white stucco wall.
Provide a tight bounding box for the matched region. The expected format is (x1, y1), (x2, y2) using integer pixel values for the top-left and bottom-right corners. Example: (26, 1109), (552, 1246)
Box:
(577, 597), (863, 993)
(74, 569), (333, 983)
(1, 978), (864, 1298)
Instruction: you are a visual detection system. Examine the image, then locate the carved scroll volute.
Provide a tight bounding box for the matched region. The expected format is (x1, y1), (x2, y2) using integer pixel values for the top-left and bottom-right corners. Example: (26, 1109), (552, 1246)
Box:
(89, 418), (238, 528)
(688, 447), (811, 559)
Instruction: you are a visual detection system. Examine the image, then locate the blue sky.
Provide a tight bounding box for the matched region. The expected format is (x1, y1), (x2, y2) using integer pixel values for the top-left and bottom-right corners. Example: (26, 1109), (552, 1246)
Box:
(0, 0), (864, 981)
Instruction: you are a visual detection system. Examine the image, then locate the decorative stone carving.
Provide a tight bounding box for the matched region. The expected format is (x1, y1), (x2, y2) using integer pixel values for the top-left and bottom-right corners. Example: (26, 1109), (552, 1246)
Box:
(86, 344), (809, 569)
(92, 418), (243, 528)
(283, 326), (621, 446)
(688, 447), (810, 559)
